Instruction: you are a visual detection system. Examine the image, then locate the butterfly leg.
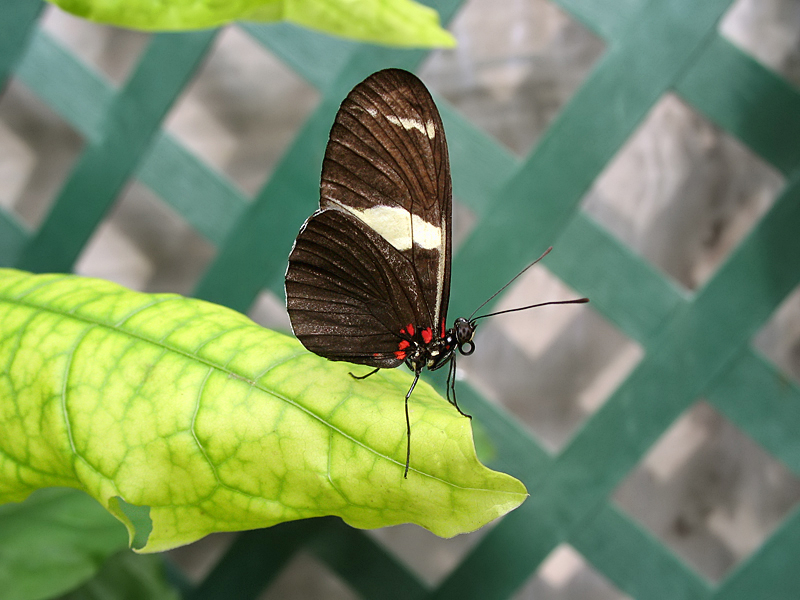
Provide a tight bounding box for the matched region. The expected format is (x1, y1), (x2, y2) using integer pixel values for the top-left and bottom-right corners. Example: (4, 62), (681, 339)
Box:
(446, 356), (471, 419)
(403, 370), (421, 478)
(350, 367), (380, 380)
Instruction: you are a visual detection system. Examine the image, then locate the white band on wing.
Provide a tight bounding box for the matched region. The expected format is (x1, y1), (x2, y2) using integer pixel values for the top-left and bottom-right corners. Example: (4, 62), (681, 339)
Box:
(334, 203), (442, 252)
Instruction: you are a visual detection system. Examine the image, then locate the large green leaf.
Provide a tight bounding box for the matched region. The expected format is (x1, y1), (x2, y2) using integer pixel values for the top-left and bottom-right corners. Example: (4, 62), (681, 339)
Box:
(47, 0), (456, 48)
(0, 269), (526, 553)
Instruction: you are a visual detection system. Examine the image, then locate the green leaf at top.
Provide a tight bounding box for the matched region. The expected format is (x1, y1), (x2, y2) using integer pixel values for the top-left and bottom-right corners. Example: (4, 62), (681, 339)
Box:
(0, 269), (526, 553)
(47, 0), (456, 48)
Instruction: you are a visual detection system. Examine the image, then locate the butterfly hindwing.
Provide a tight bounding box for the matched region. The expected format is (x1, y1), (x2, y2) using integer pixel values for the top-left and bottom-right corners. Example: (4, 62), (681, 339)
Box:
(287, 208), (428, 367)
(286, 69), (452, 365)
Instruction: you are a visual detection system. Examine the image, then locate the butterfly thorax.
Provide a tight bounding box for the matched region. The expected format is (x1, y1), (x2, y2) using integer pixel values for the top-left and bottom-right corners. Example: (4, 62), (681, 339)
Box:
(398, 317), (476, 374)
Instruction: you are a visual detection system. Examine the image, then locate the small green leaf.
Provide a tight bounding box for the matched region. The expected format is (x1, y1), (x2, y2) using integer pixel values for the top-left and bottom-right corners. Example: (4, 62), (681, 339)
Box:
(0, 488), (129, 600)
(0, 269), (526, 553)
(46, 0), (456, 48)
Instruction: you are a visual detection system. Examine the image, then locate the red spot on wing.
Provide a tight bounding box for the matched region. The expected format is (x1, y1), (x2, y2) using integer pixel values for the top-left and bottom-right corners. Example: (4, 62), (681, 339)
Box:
(421, 327), (433, 344)
(406, 323), (415, 336)
(398, 340), (410, 350)
(394, 350), (407, 360)
(441, 321), (446, 338)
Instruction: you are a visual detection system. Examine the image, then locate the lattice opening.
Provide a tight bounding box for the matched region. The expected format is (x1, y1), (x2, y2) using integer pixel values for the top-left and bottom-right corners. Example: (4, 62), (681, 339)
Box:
(167, 532), (238, 584)
(163, 26), (320, 198)
(419, 0), (605, 157)
(720, 0), (800, 88)
(0, 79), (83, 228)
(614, 401), (800, 582)
(515, 544), (631, 600)
(754, 283), (800, 384)
(75, 181), (216, 294)
(367, 521), (495, 586)
(452, 197), (478, 253)
(260, 551), (358, 600)
(582, 93), (784, 291)
(464, 265), (639, 451)
(249, 290), (292, 334)
(39, 4), (150, 86)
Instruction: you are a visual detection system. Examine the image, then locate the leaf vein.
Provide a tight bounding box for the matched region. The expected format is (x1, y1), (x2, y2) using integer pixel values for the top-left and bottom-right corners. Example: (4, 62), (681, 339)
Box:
(5, 292), (493, 489)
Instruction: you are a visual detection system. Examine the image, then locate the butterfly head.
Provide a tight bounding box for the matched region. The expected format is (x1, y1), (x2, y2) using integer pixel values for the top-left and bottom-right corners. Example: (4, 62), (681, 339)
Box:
(453, 317), (477, 356)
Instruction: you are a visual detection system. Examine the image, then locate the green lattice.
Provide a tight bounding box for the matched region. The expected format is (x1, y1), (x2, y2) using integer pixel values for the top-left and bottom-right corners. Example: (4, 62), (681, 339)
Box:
(2, 0), (800, 598)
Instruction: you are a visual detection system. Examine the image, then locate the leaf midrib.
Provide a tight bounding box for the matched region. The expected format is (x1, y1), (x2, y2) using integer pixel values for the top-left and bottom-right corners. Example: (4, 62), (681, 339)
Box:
(2, 285), (511, 493)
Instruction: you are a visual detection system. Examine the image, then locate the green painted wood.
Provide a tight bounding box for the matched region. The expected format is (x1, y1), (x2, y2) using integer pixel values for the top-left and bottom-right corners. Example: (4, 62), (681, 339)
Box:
(573, 504), (713, 600)
(191, 62), (413, 309)
(185, 522), (319, 600)
(436, 102), (519, 216)
(15, 29), (114, 142)
(240, 22), (358, 91)
(15, 31), (217, 274)
(433, 170), (800, 597)
(191, 87), (344, 311)
(715, 507), (800, 600)
(193, 0), (465, 312)
(447, 382), (551, 481)
(447, 0), (737, 323)
(0, 211), (28, 268)
(553, 0), (645, 39)
(135, 132), (248, 246)
(0, 0), (42, 269)
(708, 348), (800, 477)
(309, 519), (429, 600)
(0, 0), (43, 86)
(675, 33), (800, 178)
(550, 213), (688, 344)
(242, 0), (467, 93)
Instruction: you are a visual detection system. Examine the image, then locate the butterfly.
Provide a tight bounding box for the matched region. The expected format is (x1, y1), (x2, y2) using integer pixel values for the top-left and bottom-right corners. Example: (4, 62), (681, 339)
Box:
(285, 68), (587, 477)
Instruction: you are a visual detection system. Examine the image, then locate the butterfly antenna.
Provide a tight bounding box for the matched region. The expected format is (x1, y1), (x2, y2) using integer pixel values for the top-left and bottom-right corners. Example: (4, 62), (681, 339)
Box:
(472, 297), (589, 321)
(469, 247), (588, 322)
(468, 246), (554, 320)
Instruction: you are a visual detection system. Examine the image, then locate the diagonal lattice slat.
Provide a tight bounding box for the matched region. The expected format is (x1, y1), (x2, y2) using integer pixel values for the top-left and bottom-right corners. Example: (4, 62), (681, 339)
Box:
(16, 30), (217, 273)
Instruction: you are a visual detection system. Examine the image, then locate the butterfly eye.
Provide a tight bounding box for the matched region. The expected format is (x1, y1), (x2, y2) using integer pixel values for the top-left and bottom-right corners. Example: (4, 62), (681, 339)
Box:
(454, 318), (476, 345)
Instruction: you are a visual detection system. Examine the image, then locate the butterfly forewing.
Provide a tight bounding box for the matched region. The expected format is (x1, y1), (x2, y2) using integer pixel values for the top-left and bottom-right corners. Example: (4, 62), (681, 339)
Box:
(322, 70), (451, 331)
(287, 69), (452, 365)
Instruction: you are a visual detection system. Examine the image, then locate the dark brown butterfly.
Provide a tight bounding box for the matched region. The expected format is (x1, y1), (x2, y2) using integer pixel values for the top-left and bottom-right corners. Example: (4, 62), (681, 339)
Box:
(285, 69), (586, 477)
